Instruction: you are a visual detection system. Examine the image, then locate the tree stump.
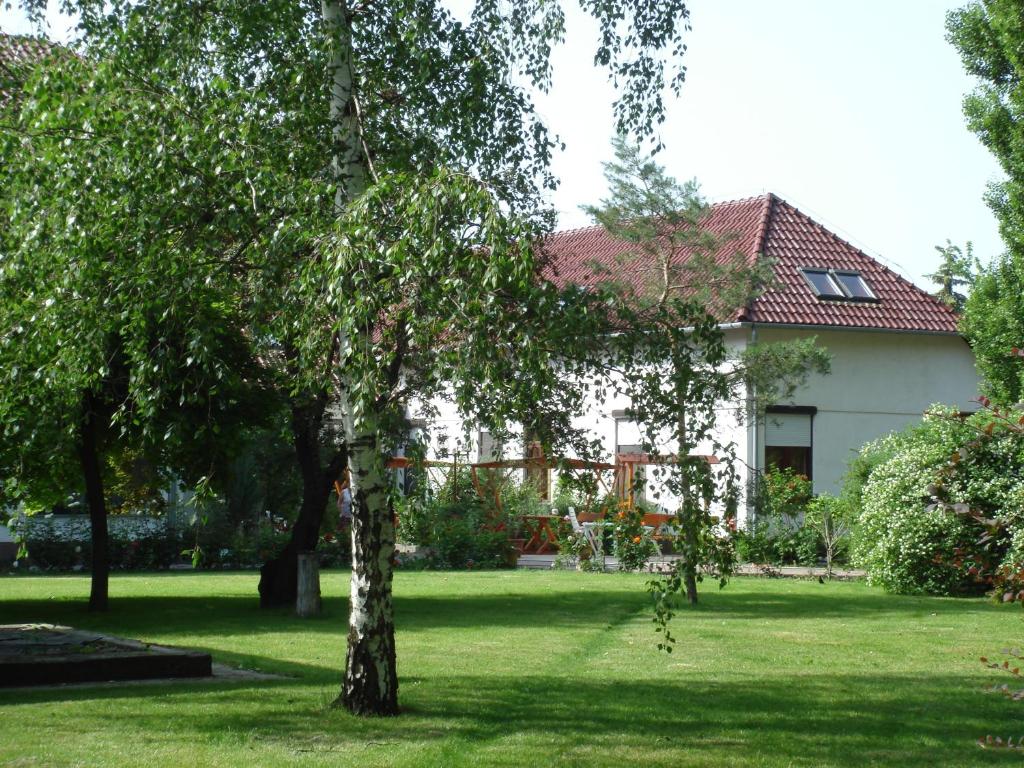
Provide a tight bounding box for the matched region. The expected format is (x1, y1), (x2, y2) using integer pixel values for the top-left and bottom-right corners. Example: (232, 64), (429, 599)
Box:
(296, 551), (322, 618)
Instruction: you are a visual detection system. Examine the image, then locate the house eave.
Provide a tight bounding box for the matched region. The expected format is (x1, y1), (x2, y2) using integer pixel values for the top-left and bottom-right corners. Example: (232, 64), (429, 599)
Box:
(727, 321), (963, 338)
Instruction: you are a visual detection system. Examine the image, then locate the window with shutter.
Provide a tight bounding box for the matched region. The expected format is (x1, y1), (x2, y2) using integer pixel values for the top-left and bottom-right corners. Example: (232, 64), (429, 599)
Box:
(764, 411), (813, 479)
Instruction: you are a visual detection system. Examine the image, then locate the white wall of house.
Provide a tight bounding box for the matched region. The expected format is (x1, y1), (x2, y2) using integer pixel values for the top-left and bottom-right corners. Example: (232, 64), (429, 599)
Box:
(406, 325), (978, 521)
(408, 329), (752, 515)
(751, 326), (981, 496)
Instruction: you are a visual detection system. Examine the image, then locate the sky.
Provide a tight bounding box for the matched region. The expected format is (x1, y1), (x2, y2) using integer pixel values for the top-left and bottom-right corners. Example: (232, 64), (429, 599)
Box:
(1, 0), (1004, 290)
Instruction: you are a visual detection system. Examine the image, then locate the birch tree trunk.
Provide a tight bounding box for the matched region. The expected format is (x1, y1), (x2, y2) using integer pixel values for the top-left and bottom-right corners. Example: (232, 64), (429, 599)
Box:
(338, 422), (399, 715)
(323, 0), (366, 213)
(320, 0), (398, 715)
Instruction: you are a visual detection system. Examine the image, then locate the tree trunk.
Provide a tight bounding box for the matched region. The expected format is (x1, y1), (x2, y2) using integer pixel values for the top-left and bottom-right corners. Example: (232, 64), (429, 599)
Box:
(296, 551), (322, 617)
(675, 372), (699, 605)
(320, 0), (395, 715)
(78, 391), (109, 612)
(262, 0), (363, 608)
(682, 528), (699, 605)
(338, 428), (399, 716)
(824, 532), (835, 581)
(259, 397), (338, 608)
(323, 0), (366, 211)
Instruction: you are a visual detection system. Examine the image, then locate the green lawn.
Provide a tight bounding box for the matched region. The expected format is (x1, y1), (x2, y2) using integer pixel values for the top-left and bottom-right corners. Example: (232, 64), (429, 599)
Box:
(0, 571), (1021, 767)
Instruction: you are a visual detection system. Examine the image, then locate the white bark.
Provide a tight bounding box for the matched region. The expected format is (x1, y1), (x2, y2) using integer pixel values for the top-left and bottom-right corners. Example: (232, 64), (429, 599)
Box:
(339, 404), (399, 714)
(320, 0), (396, 714)
(322, 0), (366, 212)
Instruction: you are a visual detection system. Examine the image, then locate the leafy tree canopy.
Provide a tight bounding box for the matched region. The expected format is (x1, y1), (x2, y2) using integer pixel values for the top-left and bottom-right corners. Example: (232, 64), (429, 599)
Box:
(948, 1), (1024, 402)
(961, 252), (1024, 403)
(948, 1), (1024, 260)
(0, 36), (273, 608)
(8, 0), (696, 712)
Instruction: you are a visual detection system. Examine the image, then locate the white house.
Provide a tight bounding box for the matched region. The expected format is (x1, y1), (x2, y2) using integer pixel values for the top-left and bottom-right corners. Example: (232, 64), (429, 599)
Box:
(417, 193), (979, 521)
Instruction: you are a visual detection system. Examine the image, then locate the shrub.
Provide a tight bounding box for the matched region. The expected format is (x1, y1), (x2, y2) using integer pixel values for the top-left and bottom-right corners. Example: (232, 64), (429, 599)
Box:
(396, 493), (516, 569)
(853, 405), (1024, 595)
(500, 479), (549, 518)
(842, 435), (901, 513)
(191, 511), (284, 569)
(804, 494), (856, 578)
(395, 493), (433, 548)
(19, 528), (188, 571)
(611, 504), (657, 571)
(734, 521), (818, 567)
(9, 495), (349, 573)
(738, 468), (818, 567)
(733, 523), (776, 565)
(395, 473), (572, 570)
(758, 467), (813, 519)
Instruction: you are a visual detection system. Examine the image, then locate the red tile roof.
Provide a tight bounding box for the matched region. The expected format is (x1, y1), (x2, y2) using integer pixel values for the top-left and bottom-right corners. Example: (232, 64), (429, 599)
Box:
(0, 34), (60, 106)
(542, 193), (959, 334)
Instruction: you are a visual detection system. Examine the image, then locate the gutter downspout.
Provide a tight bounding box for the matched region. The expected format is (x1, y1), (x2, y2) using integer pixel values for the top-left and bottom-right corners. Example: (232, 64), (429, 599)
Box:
(748, 323), (758, 526)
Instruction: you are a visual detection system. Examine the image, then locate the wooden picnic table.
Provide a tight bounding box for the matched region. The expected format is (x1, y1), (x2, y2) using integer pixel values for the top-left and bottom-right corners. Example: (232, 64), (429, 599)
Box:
(578, 511), (676, 530)
(641, 513), (677, 532)
(518, 514), (560, 554)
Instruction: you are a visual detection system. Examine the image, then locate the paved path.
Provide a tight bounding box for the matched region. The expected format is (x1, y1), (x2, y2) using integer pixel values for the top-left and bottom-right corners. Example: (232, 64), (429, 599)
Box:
(516, 554), (865, 579)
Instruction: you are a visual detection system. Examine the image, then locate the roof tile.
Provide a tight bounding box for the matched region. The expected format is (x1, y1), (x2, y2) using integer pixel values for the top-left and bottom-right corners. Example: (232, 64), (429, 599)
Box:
(542, 193), (959, 334)
(0, 34), (59, 107)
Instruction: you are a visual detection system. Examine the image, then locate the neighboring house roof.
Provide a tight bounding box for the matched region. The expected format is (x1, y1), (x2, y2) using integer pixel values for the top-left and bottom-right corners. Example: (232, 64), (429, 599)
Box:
(0, 33), (59, 106)
(543, 193), (959, 334)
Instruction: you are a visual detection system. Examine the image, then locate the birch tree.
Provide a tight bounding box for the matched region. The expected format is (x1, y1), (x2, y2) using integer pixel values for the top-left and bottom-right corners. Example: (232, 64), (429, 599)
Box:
(11, 0), (695, 714)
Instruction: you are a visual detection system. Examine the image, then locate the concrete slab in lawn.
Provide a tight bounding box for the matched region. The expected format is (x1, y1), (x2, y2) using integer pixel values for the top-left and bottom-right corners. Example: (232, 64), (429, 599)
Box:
(0, 624), (282, 689)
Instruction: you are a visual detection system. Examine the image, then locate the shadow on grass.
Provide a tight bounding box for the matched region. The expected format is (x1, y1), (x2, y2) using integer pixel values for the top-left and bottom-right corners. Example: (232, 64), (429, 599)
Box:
(403, 670), (1018, 766)
(8, 669), (1014, 767)
(0, 582), (999, 645)
(1, 574), (1017, 765)
(0, 590), (652, 639)
(682, 585), (1001, 620)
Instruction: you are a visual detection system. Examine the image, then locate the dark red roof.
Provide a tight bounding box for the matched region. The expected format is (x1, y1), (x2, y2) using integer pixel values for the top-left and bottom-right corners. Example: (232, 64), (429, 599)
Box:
(0, 34), (59, 106)
(542, 193), (959, 334)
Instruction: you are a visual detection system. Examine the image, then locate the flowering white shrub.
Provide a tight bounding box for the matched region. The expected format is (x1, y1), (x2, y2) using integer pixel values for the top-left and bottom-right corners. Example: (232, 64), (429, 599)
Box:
(854, 405), (1024, 595)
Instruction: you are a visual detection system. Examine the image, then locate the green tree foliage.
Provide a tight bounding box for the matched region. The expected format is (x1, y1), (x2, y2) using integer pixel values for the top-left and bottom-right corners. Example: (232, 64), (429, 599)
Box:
(947, 1), (1024, 403)
(9, 0), (695, 715)
(961, 253), (1024, 403)
(581, 139), (830, 625)
(737, 467), (818, 569)
(0, 40), (265, 610)
(948, 1), (1024, 260)
(926, 239), (975, 312)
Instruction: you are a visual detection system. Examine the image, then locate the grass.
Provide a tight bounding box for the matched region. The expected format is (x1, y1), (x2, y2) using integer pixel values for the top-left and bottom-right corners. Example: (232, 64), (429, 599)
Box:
(0, 571), (1022, 767)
